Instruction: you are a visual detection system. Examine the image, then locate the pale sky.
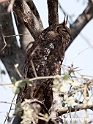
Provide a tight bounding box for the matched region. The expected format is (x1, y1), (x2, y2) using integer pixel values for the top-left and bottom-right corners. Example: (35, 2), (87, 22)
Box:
(0, 0), (93, 123)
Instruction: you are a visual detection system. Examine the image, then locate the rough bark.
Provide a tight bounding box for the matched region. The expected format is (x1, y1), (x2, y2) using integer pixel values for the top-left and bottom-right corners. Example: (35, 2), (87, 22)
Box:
(13, 0), (43, 40)
(26, 0), (43, 27)
(17, 21), (34, 51)
(0, 3), (25, 80)
(47, 0), (59, 25)
(16, 0), (43, 51)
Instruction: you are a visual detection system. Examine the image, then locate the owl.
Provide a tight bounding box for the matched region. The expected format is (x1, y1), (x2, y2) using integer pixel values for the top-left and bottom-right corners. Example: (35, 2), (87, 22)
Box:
(16, 17), (71, 111)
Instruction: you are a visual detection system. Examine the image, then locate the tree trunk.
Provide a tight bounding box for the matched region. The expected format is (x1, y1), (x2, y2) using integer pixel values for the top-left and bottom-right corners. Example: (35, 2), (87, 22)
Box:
(0, 3), (25, 80)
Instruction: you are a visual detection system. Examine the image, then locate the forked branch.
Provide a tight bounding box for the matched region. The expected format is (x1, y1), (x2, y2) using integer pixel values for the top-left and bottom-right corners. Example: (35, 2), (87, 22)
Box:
(13, 0), (43, 40)
(26, 0), (43, 28)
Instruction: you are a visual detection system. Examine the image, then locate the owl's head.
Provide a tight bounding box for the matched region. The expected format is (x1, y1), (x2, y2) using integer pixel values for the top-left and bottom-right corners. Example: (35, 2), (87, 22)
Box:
(54, 16), (72, 49)
(56, 16), (71, 38)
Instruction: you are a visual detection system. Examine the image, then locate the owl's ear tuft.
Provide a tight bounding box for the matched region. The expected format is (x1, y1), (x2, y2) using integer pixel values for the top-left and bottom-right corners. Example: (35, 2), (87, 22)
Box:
(63, 16), (68, 25)
(65, 16), (68, 25)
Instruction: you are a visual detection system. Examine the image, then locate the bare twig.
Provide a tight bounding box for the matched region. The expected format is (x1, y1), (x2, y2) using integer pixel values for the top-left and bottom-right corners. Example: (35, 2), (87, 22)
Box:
(0, 26), (7, 52)
(0, 75), (61, 86)
(69, 44), (93, 62)
(58, 2), (72, 24)
(14, 64), (22, 78)
(0, 100), (15, 105)
(14, 75), (59, 85)
(0, 75), (93, 87)
(30, 60), (37, 77)
(4, 33), (29, 38)
(4, 95), (16, 124)
(0, 83), (13, 86)
(58, 2), (66, 16)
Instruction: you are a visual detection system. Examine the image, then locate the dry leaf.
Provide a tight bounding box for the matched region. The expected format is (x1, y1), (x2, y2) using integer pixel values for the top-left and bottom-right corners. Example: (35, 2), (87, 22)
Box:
(66, 96), (75, 106)
(68, 80), (81, 86)
(60, 84), (67, 92)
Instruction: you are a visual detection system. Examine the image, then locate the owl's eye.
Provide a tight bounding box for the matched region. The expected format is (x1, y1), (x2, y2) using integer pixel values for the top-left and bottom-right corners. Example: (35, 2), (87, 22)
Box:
(62, 29), (67, 32)
(56, 26), (67, 33)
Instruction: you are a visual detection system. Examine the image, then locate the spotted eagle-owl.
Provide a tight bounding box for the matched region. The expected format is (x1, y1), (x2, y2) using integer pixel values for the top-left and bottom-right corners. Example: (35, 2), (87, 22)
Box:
(16, 18), (71, 110)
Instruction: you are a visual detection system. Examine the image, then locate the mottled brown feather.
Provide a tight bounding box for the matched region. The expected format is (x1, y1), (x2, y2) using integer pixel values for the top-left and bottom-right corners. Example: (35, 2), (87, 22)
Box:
(16, 21), (71, 110)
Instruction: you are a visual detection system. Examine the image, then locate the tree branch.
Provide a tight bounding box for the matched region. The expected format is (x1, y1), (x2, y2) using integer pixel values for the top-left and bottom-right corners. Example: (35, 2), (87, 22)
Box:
(0, 0), (44, 51)
(26, 0), (43, 28)
(17, 22), (34, 51)
(47, 0), (59, 26)
(17, 0), (44, 51)
(58, 102), (93, 116)
(68, 1), (93, 50)
(13, 0), (43, 40)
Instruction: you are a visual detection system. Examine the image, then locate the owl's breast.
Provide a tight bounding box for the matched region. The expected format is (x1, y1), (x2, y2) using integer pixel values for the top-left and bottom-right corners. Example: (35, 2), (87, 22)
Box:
(27, 37), (64, 77)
